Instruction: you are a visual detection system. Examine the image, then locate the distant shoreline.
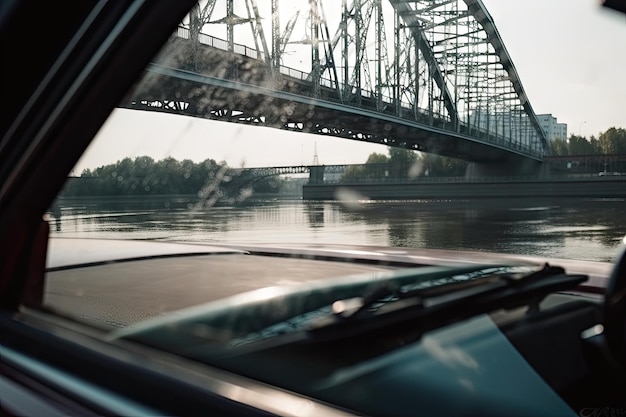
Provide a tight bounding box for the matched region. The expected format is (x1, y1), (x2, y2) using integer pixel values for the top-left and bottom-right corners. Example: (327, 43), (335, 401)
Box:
(55, 193), (302, 203)
(303, 177), (626, 200)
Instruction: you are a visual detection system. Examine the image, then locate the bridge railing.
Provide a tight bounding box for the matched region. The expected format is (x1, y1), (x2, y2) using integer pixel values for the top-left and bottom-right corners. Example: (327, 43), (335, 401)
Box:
(177, 26), (266, 61)
(175, 26), (452, 122)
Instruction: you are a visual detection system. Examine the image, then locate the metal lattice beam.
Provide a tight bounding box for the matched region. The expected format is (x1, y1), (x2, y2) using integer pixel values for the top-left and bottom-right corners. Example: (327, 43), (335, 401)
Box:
(139, 0), (548, 161)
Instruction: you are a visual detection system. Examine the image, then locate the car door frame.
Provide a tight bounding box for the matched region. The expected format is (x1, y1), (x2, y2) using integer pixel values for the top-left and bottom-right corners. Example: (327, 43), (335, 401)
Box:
(0, 2), (354, 415)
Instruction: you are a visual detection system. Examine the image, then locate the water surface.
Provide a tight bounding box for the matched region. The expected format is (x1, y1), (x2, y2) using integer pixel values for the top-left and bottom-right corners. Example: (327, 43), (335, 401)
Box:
(48, 197), (626, 263)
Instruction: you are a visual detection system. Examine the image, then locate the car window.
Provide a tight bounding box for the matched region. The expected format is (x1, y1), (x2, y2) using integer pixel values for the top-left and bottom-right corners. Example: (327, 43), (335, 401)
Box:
(43, 0), (625, 350)
(49, 0), (626, 258)
(3, 1), (625, 416)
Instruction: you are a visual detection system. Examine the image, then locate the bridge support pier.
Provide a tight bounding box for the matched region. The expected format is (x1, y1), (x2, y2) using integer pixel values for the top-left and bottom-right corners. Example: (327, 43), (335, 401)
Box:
(465, 160), (550, 178)
(309, 166), (325, 184)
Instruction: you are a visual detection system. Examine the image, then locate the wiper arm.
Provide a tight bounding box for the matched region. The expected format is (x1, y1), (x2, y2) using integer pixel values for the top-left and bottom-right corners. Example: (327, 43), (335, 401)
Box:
(332, 264), (563, 319)
(308, 264), (586, 342)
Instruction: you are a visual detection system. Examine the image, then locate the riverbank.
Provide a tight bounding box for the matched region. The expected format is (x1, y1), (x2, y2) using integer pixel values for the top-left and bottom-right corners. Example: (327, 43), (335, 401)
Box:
(303, 177), (626, 200)
(56, 192), (302, 205)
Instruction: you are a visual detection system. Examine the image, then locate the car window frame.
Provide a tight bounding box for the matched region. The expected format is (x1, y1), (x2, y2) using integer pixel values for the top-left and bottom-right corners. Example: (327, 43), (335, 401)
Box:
(0, 0), (195, 309)
(0, 1), (356, 415)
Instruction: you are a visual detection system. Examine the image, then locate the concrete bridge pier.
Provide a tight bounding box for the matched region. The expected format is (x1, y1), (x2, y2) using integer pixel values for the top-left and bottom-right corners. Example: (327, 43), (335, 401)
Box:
(465, 159), (550, 178)
(309, 166), (325, 184)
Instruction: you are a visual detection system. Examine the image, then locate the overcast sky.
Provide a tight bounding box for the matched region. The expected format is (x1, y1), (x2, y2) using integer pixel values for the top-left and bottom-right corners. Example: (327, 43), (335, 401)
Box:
(73, 1), (626, 173)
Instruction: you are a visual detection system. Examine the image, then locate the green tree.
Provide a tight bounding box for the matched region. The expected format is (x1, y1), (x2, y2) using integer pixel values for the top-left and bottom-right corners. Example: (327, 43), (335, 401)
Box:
(341, 165), (365, 181)
(568, 135), (595, 155)
(362, 152), (390, 178)
(588, 136), (602, 155)
(419, 153), (467, 177)
(599, 127), (626, 154)
(365, 152), (389, 164)
(61, 156), (228, 197)
(388, 147), (418, 179)
(549, 137), (569, 156)
(341, 152), (390, 182)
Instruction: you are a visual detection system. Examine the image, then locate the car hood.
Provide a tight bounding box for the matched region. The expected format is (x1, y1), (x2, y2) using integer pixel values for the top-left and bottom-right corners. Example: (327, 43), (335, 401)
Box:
(47, 237), (613, 288)
(44, 238), (596, 417)
(44, 238), (611, 328)
(44, 238), (609, 330)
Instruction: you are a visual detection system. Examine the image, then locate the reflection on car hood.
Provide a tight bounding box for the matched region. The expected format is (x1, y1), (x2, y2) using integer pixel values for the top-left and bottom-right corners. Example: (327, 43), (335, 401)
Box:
(45, 238), (396, 328)
(216, 242), (613, 293)
(44, 238), (610, 330)
(46, 238), (612, 289)
(46, 237), (246, 270)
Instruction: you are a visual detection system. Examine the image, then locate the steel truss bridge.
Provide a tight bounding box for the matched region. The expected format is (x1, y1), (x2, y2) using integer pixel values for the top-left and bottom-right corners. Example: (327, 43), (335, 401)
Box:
(123, 0), (548, 164)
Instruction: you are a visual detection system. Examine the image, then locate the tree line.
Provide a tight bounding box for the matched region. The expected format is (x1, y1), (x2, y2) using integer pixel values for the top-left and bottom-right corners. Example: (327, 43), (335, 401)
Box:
(341, 127), (626, 182)
(549, 127), (626, 156)
(341, 147), (467, 181)
(61, 156), (286, 197)
(61, 126), (626, 197)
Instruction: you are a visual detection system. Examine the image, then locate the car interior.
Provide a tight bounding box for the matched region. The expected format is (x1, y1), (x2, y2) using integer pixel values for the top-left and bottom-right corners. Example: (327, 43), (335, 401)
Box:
(2, 1), (626, 416)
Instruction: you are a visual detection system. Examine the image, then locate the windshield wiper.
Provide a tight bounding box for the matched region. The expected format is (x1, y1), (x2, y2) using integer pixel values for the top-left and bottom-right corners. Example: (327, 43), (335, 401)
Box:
(306, 264), (586, 342)
(326, 264), (561, 320)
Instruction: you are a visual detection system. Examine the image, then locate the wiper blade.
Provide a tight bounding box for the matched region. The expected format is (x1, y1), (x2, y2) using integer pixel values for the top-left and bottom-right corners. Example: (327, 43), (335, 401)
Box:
(308, 264), (586, 342)
(331, 264), (561, 319)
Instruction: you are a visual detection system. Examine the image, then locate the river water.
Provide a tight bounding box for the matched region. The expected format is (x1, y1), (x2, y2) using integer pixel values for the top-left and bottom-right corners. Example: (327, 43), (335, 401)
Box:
(48, 197), (626, 263)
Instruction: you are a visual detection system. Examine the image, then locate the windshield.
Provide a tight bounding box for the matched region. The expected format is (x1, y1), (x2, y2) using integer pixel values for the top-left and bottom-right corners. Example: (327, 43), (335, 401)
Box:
(44, 2), (624, 330)
(48, 0), (626, 263)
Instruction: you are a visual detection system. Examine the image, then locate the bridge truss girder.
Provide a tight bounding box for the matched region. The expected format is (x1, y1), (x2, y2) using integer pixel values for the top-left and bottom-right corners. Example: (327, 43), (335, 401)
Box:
(160, 0), (548, 160)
